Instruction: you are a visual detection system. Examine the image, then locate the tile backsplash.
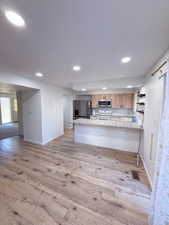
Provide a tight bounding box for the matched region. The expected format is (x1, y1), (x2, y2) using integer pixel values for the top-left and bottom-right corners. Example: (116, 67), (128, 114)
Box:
(92, 108), (133, 117)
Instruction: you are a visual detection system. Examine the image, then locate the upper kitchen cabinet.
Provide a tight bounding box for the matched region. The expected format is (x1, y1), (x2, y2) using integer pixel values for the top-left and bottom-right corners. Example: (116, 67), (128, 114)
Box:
(111, 94), (134, 109)
(121, 94), (134, 109)
(92, 94), (111, 108)
(111, 94), (122, 108)
(91, 93), (134, 109)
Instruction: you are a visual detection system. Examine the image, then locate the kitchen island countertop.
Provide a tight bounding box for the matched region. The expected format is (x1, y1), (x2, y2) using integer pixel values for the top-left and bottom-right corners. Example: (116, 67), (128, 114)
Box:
(73, 118), (143, 130)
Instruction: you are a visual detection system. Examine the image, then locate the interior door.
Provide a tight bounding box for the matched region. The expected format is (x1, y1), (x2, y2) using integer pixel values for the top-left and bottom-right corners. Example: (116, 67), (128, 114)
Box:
(0, 97), (12, 124)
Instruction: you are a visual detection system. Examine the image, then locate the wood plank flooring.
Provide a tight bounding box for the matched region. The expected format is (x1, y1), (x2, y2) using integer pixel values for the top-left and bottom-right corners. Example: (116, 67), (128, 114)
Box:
(0, 130), (151, 225)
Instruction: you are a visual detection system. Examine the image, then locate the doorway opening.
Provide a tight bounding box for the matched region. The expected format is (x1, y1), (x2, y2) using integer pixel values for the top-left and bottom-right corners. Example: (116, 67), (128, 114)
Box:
(0, 94), (19, 139)
(0, 82), (40, 141)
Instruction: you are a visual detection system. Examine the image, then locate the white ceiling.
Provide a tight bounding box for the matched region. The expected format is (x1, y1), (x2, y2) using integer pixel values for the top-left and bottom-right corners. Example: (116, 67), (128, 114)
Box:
(0, 0), (169, 89)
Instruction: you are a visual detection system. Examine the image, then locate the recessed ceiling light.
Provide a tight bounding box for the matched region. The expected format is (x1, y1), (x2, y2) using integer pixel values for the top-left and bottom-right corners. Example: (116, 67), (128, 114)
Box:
(81, 88), (86, 91)
(121, 57), (131, 63)
(102, 87), (107, 90)
(73, 65), (81, 71)
(35, 72), (43, 77)
(126, 85), (133, 88)
(5, 10), (25, 27)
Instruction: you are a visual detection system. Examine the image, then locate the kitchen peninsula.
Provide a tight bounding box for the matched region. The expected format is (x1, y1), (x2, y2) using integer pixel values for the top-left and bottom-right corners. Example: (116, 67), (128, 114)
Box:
(74, 118), (142, 152)
(73, 93), (144, 153)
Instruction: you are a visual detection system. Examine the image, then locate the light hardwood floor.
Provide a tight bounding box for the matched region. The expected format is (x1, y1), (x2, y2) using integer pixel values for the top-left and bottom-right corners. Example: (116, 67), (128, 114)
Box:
(0, 130), (151, 225)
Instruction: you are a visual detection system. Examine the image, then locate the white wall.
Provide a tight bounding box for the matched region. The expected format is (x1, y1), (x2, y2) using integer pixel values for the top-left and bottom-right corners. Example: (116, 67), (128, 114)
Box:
(63, 95), (73, 129)
(76, 88), (136, 96)
(0, 72), (40, 90)
(73, 76), (145, 91)
(140, 50), (168, 186)
(0, 72), (74, 145)
(141, 74), (164, 186)
(41, 85), (74, 144)
(75, 95), (92, 101)
(22, 90), (43, 144)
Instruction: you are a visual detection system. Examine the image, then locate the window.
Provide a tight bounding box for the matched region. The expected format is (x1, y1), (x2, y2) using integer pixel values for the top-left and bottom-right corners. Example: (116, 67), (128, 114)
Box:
(0, 97), (12, 124)
(13, 98), (18, 112)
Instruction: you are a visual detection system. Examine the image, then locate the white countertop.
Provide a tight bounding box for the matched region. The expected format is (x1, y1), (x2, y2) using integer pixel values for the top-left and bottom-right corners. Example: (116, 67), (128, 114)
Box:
(73, 118), (143, 130)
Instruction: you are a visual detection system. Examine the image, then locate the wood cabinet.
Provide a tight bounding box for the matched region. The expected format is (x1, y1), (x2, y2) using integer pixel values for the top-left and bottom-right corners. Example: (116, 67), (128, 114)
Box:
(91, 93), (134, 109)
(91, 94), (110, 108)
(122, 94), (134, 109)
(112, 94), (134, 109)
(111, 94), (121, 108)
(91, 96), (97, 108)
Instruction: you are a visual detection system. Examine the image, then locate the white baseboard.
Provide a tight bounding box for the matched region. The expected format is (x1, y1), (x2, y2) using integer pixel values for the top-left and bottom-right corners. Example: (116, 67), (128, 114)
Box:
(42, 133), (64, 145)
(24, 139), (42, 145)
(140, 154), (153, 188)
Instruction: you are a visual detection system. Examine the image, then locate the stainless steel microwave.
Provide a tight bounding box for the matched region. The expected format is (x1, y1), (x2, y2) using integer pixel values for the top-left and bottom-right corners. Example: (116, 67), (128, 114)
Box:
(98, 100), (112, 107)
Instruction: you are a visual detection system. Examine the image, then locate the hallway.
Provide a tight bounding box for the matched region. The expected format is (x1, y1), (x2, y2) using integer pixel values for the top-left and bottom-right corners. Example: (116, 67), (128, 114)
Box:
(0, 130), (151, 225)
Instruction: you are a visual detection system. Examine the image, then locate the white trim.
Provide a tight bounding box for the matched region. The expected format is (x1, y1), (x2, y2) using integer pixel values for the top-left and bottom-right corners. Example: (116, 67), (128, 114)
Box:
(42, 132), (64, 145)
(140, 154), (153, 188)
(24, 139), (42, 145)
